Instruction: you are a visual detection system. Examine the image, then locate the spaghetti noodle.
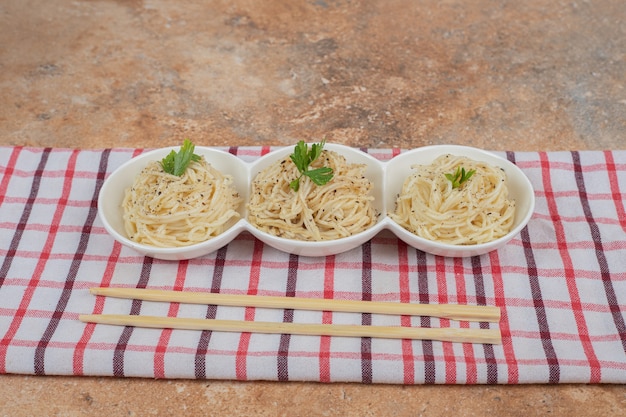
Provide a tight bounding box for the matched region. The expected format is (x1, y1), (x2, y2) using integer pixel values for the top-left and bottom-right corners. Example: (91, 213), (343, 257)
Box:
(248, 150), (377, 241)
(122, 157), (242, 247)
(390, 154), (515, 245)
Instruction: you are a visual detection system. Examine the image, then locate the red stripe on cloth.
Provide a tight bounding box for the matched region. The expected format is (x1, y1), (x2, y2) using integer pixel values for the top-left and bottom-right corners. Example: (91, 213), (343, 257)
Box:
(454, 258), (477, 384)
(73, 240), (122, 375)
(230, 147), (266, 159)
(154, 261), (188, 378)
(235, 239), (263, 380)
(0, 147), (22, 207)
(435, 256), (456, 383)
(319, 255), (335, 383)
(604, 151), (626, 233)
(489, 250), (519, 383)
(0, 149), (77, 374)
(541, 152), (602, 383)
(397, 239), (415, 384)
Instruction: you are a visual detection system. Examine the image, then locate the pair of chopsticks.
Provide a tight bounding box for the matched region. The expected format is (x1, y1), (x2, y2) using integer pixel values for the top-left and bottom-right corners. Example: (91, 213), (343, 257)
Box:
(79, 287), (501, 344)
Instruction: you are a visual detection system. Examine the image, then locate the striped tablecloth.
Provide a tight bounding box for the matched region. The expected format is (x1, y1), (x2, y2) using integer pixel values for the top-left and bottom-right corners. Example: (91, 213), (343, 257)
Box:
(1, 146), (625, 384)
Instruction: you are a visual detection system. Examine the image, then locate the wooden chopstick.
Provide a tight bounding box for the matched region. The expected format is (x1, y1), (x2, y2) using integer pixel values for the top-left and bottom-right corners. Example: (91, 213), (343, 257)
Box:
(89, 287), (501, 323)
(78, 314), (502, 344)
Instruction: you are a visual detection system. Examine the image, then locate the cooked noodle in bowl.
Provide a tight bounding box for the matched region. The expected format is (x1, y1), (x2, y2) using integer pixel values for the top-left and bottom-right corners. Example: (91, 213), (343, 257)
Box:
(123, 157), (243, 247)
(98, 143), (533, 259)
(248, 147), (377, 241)
(390, 154), (515, 245)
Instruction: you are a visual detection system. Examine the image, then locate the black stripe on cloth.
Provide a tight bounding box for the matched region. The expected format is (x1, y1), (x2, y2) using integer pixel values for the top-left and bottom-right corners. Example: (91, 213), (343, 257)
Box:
(416, 249), (435, 384)
(471, 256), (499, 383)
(508, 151), (560, 383)
(194, 245), (228, 379)
(361, 240), (373, 384)
(572, 151), (626, 353)
(34, 149), (111, 375)
(113, 257), (153, 377)
(277, 254), (299, 381)
(0, 148), (51, 287)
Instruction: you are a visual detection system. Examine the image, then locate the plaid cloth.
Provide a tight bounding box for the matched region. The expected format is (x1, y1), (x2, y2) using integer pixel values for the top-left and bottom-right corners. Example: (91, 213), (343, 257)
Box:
(1, 146), (625, 384)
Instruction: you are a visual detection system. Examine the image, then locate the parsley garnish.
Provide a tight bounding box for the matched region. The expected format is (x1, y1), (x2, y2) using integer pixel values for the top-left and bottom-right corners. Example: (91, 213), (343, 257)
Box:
(288, 140), (334, 191)
(160, 139), (201, 176)
(445, 166), (476, 189)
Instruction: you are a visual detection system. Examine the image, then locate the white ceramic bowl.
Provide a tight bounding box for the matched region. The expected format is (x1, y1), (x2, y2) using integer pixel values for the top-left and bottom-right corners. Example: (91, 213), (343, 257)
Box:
(246, 143), (385, 257)
(98, 143), (534, 259)
(97, 146), (249, 261)
(382, 145), (535, 257)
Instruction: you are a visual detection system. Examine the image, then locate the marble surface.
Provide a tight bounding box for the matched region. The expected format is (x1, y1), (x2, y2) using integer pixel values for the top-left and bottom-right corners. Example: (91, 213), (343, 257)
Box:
(0, 0), (625, 415)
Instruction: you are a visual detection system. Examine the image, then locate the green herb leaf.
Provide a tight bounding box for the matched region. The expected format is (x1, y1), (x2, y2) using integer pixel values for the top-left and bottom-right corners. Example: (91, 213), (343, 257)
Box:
(304, 166), (334, 185)
(289, 139), (334, 191)
(445, 166), (475, 189)
(160, 139), (201, 176)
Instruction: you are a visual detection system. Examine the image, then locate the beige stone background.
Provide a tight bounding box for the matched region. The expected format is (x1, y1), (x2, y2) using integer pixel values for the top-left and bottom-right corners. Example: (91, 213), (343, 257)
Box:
(1, 0), (625, 415)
